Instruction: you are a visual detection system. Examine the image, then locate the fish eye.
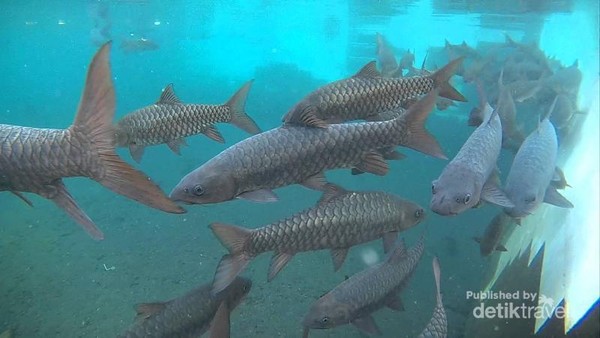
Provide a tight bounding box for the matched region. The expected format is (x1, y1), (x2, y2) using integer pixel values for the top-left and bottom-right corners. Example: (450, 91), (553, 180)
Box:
(415, 208), (424, 218)
(464, 194), (471, 204)
(321, 316), (330, 324)
(193, 185), (204, 196)
(431, 183), (436, 194)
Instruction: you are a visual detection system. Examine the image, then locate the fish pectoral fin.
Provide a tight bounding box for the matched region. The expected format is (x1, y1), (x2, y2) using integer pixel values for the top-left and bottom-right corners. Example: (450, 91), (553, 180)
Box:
(237, 189), (278, 203)
(203, 125), (226, 143)
(350, 168), (365, 175)
(296, 105), (328, 128)
(385, 294), (405, 311)
(330, 248), (349, 271)
(209, 301), (231, 338)
(382, 231), (398, 254)
(268, 252), (294, 281)
(156, 83), (182, 105)
(135, 302), (167, 322)
(10, 191), (33, 207)
(355, 151), (389, 176)
(351, 315), (382, 336)
(543, 185), (574, 208)
(380, 147), (406, 160)
(317, 183), (347, 206)
(353, 61), (381, 78)
(301, 172), (327, 191)
(495, 244), (508, 252)
(166, 138), (186, 155)
(43, 180), (104, 240)
(129, 144), (145, 163)
(551, 166), (570, 189)
(481, 180), (514, 208)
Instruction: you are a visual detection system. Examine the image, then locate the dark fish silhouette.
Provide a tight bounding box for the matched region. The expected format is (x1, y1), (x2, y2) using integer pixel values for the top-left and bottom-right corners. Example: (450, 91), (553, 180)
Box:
(0, 42), (184, 240)
(474, 212), (510, 256)
(119, 277), (251, 338)
(170, 90), (444, 205)
(417, 257), (447, 338)
(210, 184), (424, 293)
(302, 236), (424, 336)
(281, 58), (465, 127)
(114, 81), (260, 162)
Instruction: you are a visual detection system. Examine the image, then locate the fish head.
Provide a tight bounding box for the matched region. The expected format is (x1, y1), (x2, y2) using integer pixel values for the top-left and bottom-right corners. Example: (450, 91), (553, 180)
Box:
(112, 124), (131, 147)
(170, 163), (237, 204)
(302, 295), (351, 331)
(430, 176), (479, 216)
(396, 198), (426, 230)
(220, 276), (252, 309)
(503, 192), (538, 218)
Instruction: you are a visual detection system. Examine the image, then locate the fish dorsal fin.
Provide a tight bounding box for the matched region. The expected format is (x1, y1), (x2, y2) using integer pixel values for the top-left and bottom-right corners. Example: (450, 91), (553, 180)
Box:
(135, 302), (167, 322)
(318, 183), (347, 205)
(157, 84), (181, 105)
(353, 61), (381, 78)
(386, 239), (407, 264)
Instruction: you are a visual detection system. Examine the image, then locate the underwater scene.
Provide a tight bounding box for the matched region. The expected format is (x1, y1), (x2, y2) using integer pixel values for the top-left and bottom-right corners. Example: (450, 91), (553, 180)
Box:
(1, 1), (599, 337)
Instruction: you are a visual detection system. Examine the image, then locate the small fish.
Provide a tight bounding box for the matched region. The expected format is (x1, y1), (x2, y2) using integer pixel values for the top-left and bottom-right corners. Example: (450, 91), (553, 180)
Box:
(504, 97), (574, 219)
(119, 277), (252, 338)
(302, 236), (425, 336)
(546, 61), (582, 95)
(0, 42), (184, 240)
(431, 95), (513, 216)
(170, 90), (444, 205)
(114, 81), (260, 162)
(120, 36), (159, 53)
(375, 32), (399, 77)
(417, 257), (447, 338)
(281, 58), (466, 127)
(549, 93), (581, 129)
(210, 184), (424, 293)
(496, 69), (526, 152)
(473, 212), (510, 256)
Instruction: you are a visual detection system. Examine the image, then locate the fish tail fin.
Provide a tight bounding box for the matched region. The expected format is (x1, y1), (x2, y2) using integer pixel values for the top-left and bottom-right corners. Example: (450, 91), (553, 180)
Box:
(401, 89), (447, 159)
(210, 223), (253, 293)
(70, 42), (184, 215)
(431, 57), (467, 102)
(226, 80), (261, 134)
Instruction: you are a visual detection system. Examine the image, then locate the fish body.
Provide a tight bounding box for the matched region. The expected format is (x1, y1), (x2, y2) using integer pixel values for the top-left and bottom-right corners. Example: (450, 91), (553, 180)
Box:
(0, 43), (183, 240)
(504, 99), (573, 219)
(170, 91), (444, 205)
(431, 102), (512, 216)
(209, 185), (425, 292)
(549, 94), (579, 129)
(375, 32), (399, 77)
(115, 81), (260, 162)
(496, 70), (525, 152)
(119, 277), (251, 338)
(302, 236), (425, 336)
(474, 212), (510, 256)
(281, 58), (465, 127)
(418, 257), (447, 338)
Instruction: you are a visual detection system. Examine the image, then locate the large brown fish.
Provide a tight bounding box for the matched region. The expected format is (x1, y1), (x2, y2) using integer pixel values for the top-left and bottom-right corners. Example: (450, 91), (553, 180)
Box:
(170, 90), (444, 205)
(114, 81), (261, 162)
(473, 212), (510, 256)
(417, 257), (447, 338)
(281, 58), (465, 127)
(119, 277), (252, 338)
(0, 42), (184, 240)
(302, 236), (425, 336)
(209, 184), (424, 293)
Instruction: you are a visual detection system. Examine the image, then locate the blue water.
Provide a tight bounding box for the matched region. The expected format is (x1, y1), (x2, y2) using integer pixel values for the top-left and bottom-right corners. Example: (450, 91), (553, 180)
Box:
(1, 1), (598, 337)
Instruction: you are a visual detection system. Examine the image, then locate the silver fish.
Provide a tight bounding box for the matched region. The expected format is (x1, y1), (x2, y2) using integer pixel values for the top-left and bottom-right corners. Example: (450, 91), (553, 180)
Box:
(170, 90), (444, 205)
(431, 97), (513, 216)
(504, 97), (574, 219)
(119, 277), (251, 338)
(209, 184), (425, 293)
(418, 257), (447, 338)
(473, 212), (510, 256)
(302, 236), (425, 336)
(0, 42), (184, 240)
(114, 81), (260, 162)
(281, 58), (465, 127)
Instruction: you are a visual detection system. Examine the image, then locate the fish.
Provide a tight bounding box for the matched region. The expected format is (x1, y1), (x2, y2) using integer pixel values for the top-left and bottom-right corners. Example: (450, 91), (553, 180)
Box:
(114, 81), (260, 162)
(496, 69), (525, 152)
(302, 236), (425, 336)
(546, 60), (582, 95)
(209, 184), (425, 293)
(504, 78), (544, 103)
(170, 90), (444, 205)
(503, 97), (574, 219)
(430, 96), (513, 216)
(549, 93), (582, 129)
(375, 32), (399, 77)
(119, 277), (252, 338)
(473, 212), (510, 256)
(467, 81), (487, 127)
(281, 58), (466, 127)
(398, 49), (416, 72)
(417, 256), (447, 338)
(0, 42), (184, 240)
(120, 36), (159, 53)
